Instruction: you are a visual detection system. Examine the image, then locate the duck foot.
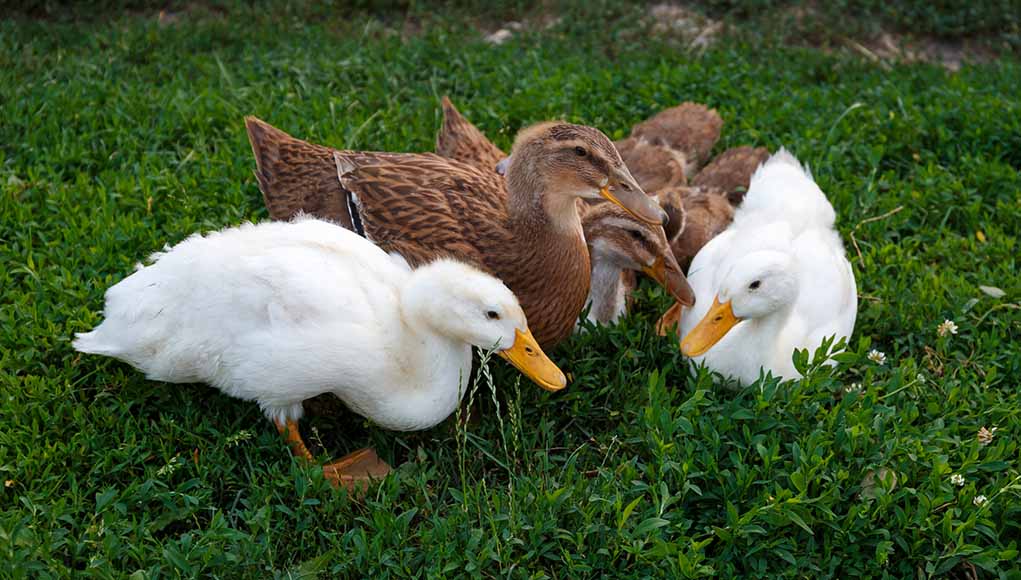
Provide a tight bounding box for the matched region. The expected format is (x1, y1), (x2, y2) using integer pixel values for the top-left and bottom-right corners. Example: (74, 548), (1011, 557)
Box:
(656, 302), (683, 337)
(322, 448), (392, 492)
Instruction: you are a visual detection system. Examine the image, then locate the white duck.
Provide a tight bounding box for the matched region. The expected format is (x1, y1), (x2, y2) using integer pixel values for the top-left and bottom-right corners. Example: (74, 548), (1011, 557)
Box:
(678, 150), (857, 384)
(74, 216), (566, 490)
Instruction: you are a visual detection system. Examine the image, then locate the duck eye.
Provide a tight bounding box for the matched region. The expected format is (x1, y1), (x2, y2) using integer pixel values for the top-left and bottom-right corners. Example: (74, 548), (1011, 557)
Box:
(749, 280), (761, 290)
(574, 146), (587, 157)
(628, 230), (643, 241)
(486, 310), (500, 320)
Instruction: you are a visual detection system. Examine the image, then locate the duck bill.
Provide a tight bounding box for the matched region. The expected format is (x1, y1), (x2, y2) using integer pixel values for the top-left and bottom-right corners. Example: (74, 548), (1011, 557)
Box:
(641, 256), (695, 307)
(599, 169), (666, 226)
(680, 296), (741, 357)
(497, 328), (567, 392)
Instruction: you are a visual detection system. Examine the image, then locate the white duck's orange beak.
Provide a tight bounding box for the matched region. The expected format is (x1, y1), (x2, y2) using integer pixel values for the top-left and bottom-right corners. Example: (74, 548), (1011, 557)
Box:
(498, 328), (567, 392)
(680, 296), (741, 357)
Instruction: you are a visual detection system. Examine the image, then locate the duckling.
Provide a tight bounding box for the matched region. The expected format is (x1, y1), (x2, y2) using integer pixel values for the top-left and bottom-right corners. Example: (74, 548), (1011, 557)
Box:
(677, 150), (857, 384)
(73, 217), (566, 490)
(246, 117), (668, 351)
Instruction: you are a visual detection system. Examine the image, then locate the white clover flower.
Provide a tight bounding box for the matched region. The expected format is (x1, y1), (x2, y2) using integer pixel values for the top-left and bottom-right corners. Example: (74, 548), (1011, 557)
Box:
(977, 427), (998, 446)
(973, 495), (988, 507)
(867, 349), (887, 365)
(937, 319), (958, 337)
(950, 474), (965, 486)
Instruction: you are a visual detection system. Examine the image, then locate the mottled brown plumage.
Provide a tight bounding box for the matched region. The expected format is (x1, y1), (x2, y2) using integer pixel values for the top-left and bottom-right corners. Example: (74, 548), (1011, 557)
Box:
(434, 99), (694, 324)
(629, 102), (723, 173)
(614, 137), (688, 192)
(246, 116), (661, 349)
(436, 97), (506, 173)
(656, 187), (735, 271)
(580, 203), (692, 324)
(692, 146), (770, 205)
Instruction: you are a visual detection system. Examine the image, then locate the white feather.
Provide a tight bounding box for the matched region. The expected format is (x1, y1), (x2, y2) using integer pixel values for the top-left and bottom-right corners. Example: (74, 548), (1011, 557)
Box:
(74, 217), (535, 430)
(679, 149), (857, 384)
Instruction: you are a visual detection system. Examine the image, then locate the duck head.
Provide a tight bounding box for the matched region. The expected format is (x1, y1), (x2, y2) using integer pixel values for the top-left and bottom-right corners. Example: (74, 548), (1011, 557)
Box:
(681, 251), (798, 357)
(502, 122), (667, 227)
(403, 259), (567, 392)
(582, 203), (695, 307)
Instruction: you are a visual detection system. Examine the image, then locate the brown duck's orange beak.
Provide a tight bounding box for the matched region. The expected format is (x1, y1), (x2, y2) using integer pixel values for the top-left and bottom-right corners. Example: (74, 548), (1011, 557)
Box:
(680, 296), (741, 357)
(600, 167), (667, 226)
(498, 328), (567, 392)
(641, 255), (695, 307)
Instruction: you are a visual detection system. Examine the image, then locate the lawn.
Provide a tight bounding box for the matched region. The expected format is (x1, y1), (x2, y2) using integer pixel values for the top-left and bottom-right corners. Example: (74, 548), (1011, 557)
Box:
(2, 2), (1020, 577)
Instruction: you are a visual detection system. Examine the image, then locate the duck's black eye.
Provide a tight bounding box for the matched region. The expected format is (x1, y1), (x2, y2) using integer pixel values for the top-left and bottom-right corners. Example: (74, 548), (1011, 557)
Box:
(574, 146), (587, 157)
(749, 280), (761, 290)
(628, 230), (643, 241)
(486, 310), (500, 320)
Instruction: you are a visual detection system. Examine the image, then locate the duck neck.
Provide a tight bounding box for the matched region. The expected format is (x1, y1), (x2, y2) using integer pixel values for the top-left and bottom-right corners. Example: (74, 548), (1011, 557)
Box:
(585, 258), (627, 325)
(497, 173), (591, 348)
(373, 304), (473, 431)
(743, 303), (797, 369)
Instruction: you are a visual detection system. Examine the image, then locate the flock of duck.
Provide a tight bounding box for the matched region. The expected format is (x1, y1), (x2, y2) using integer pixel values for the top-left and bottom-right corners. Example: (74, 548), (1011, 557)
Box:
(74, 101), (857, 490)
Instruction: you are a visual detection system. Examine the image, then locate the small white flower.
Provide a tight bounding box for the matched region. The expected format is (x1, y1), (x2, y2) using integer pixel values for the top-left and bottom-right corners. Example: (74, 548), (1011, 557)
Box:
(867, 349), (887, 365)
(950, 474), (965, 486)
(973, 495), (988, 506)
(937, 319), (958, 337)
(844, 383), (862, 394)
(916, 373), (925, 382)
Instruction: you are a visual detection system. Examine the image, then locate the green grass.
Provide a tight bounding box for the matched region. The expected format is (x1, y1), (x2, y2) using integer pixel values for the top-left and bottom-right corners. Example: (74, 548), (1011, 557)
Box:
(2, 3), (1021, 577)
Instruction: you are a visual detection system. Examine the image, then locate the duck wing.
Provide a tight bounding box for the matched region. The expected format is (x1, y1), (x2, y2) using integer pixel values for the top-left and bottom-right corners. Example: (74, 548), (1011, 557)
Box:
(246, 117), (355, 228)
(332, 151), (500, 269)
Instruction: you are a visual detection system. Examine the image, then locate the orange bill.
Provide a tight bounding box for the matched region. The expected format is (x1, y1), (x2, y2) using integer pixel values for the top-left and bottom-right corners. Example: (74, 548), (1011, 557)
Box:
(680, 296), (741, 357)
(498, 328), (567, 392)
(641, 256), (695, 307)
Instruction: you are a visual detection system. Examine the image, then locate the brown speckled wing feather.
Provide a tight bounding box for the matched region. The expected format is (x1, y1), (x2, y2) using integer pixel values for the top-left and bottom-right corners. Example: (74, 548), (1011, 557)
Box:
(436, 97), (507, 173)
(246, 117), (354, 228)
(691, 146), (770, 205)
(630, 102), (723, 172)
(333, 152), (501, 269)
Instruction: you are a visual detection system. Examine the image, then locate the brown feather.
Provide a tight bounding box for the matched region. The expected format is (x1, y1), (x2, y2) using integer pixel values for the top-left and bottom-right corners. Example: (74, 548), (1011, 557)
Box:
(659, 186), (735, 270)
(436, 96), (506, 172)
(246, 117), (355, 229)
(629, 102), (723, 173)
(691, 146), (770, 205)
(614, 137), (688, 192)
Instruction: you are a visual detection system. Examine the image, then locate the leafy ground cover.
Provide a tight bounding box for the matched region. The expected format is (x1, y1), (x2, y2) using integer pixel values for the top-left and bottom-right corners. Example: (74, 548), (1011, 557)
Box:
(1, 2), (1019, 577)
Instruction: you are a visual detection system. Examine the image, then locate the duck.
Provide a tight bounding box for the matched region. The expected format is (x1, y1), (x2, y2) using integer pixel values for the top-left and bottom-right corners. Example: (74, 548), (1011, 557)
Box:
(435, 97), (693, 325)
(579, 202), (688, 325)
(245, 116), (668, 351)
(616, 102), (724, 186)
(73, 217), (567, 490)
(676, 150), (857, 385)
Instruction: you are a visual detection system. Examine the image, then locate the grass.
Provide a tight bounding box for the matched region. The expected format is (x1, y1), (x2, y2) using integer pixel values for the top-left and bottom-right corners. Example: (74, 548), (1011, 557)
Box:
(2, 2), (1020, 577)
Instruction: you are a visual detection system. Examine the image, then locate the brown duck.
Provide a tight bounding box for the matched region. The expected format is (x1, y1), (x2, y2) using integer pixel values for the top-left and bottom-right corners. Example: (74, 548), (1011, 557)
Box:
(246, 116), (667, 349)
(436, 98), (694, 326)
